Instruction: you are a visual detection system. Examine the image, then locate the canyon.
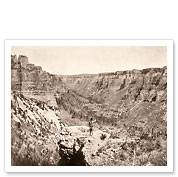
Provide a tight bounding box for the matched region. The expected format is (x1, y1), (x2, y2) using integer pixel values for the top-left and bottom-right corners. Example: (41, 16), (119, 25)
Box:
(11, 55), (167, 166)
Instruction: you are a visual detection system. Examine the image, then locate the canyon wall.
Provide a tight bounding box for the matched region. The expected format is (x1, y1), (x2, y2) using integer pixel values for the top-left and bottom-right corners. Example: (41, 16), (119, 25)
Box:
(11, 55), (62, 92)
(61, 66), (167, 109)
(11, 54), (167, 125)
(11, 54), (167, 107)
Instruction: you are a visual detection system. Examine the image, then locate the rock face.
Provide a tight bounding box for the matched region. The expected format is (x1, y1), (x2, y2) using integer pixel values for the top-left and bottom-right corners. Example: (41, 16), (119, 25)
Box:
(11, 55), (62, 92)
(61, 67), (167, 107)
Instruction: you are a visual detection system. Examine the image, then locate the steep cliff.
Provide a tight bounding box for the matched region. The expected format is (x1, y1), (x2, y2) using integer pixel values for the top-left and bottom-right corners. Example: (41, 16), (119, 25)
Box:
(11, 55), (62, 92)
(61, 67), (167, 109)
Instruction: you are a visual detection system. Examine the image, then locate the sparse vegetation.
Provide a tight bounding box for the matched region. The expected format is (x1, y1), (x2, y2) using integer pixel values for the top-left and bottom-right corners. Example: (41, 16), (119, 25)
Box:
(100, 133), (107, 140)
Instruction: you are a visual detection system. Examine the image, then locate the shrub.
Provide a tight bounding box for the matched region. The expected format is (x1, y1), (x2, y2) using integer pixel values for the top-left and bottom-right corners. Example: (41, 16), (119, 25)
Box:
(100, 133), (107, 140)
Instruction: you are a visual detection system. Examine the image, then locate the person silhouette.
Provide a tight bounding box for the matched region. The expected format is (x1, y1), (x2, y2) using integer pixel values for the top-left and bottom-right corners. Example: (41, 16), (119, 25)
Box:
(89, 118), (93, 136)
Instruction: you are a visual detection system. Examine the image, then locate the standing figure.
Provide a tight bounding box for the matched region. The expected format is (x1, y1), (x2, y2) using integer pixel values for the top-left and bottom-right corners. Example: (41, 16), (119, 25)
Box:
(89, 118), (94, 136)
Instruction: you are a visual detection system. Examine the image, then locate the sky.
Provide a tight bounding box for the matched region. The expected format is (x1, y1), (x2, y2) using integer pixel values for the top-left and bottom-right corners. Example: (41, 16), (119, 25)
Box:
(11, 46), (167, 75)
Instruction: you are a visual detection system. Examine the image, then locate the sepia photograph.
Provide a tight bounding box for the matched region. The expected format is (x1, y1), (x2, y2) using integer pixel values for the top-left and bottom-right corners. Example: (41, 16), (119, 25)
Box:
(5, 40), (173, 172)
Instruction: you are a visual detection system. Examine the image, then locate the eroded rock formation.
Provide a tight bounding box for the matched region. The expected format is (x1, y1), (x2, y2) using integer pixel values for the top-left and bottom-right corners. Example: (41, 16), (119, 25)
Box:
(61, 66), (167, 106)
(11, 55), (62, 92)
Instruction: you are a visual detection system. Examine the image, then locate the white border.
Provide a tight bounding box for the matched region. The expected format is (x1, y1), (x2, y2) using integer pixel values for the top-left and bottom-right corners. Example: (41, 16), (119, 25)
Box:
(5, 40), (173, 172)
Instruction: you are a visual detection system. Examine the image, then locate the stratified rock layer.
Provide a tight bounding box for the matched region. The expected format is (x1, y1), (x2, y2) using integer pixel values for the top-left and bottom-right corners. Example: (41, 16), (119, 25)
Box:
(11, 55), (62, 92)
(61, 66), (167, 107)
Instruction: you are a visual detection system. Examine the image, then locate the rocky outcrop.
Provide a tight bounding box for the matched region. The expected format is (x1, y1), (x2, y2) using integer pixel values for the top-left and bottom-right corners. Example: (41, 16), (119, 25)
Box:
(11, 55), (62, 92)
(11, 93), (62, 166)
